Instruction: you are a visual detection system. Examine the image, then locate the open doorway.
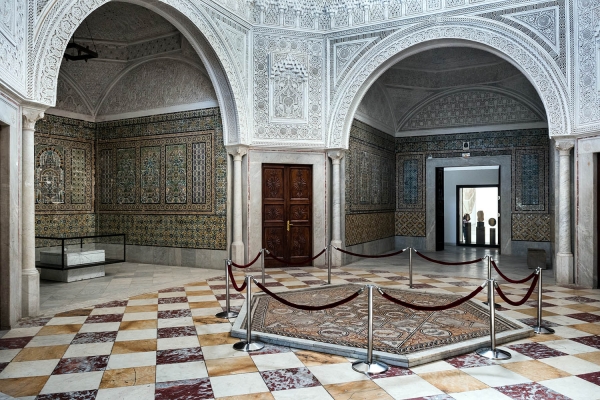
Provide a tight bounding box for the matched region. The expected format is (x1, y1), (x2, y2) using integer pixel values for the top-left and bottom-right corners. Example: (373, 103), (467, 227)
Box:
(457, 185), (500, 247)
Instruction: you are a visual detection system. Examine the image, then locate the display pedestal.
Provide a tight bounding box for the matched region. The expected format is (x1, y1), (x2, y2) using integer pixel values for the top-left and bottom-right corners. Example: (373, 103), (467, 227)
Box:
(464, 223), (471, 244)
(489, 228), (496, 246)
(476, 222), (485, 245)
(39, 250), (106, 282)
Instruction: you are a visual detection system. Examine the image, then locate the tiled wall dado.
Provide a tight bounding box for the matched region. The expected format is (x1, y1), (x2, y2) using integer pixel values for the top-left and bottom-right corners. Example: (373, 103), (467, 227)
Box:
(34, 109), (227, 250)
(345, 120), (396, 246)
(395, 129), (551, 242)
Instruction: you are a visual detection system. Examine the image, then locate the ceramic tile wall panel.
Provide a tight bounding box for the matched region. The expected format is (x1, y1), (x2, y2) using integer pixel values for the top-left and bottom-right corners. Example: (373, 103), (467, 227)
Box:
(35, 214), (96, 238)
(345, 120), (396, 245)
(395, 128), (551, 241)
(345, 212), (395, 246)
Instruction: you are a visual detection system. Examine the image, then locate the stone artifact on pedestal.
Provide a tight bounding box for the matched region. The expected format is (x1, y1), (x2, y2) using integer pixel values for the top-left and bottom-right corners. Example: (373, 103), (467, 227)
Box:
(489, 218), (497, 246)
(476, 211), (485, 245)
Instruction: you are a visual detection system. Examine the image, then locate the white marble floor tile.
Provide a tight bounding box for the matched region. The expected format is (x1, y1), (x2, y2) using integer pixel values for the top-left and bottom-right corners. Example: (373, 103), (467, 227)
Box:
(409, 360), (456, 374)
(551, 326), (593, 338)
(191, 308), (223, 317)
(252, 352), (305, 372)
(116, 329), (157, 342)
(187, 295), (217, 302)
(308, 363), (369, 385)
(158, 292), (187, 298)
(156, 336), (200, 351)
(46, 316), (88, 326)
(0, 349), (21, 363)
(90, 307), (126, 316)
(106, 351), (157, 369)
(210, 372), (269, 398)
(157, 317), (194, 328)
(122, 312), (157, 321)
(374, 374), (445, 399)
(64, 342), (113, 358)
(39, 371), (104, 394)
(0, 359), (60, 378)
(462, 365), (531, 387)
(78, 322), (121, 333)
(451, 388), (512, 400)
(25, 334), (76, 347)
(543, 339), (598, 354)
(156, 361), (208, 382)
(1, 327), (43, 338)
(157, 303), (189, 312)
(541, 376), (600, 400)
(201, 344), (256, 360)
(544, 315), (586, 326)
(194, 323), (231, 335)
(272, 386), (333, 400)
(127, 299), (159, 306)
(95, 384), (155, 400)
(540, 355), (600, 375)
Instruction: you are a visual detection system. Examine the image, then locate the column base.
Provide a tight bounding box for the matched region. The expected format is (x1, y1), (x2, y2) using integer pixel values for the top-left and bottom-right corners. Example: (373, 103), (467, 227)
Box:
(330, 240), (342, 267)
(231, 241), (245, 265)
(555, 252), (574, 285)
(22, 269), (40, 317)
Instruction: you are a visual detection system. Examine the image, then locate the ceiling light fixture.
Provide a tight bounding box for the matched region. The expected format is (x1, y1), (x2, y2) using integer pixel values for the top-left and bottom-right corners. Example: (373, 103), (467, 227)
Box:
(64, 20), (98, 62)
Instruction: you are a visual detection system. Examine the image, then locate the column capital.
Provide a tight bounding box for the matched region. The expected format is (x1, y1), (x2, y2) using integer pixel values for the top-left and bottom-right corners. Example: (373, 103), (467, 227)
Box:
(327, 149), (345, 164)
(226, 145), (249, 161)
(554, 139), (575, 154)
(22, 108), (45, 131)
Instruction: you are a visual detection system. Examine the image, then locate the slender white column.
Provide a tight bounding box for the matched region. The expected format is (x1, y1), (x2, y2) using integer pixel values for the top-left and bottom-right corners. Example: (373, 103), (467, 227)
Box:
(228, 145), (248, 264)
(328, 150), (345, 267)
(555, 139), (575, 285)
(22, 108), (44, 317)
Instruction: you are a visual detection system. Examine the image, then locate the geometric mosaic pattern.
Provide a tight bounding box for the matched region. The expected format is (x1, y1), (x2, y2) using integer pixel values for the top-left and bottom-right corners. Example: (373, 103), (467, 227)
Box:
(1, 265), (599, 399)
(396, 154), (425, 211)
(512, 213), (552, 242)
(514, 148), (549, 212)
(345, 212), (395, 246)
(395, 211), (426, 237)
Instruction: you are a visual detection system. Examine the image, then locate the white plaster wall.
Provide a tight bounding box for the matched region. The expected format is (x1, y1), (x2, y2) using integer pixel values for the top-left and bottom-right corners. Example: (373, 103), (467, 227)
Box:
(247, 150), (328, 267)
(443, 168), (499, 244)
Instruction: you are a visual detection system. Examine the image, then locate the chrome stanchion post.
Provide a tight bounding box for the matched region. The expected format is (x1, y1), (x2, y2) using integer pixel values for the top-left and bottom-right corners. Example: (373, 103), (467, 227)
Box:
(409, 247), (413, 289)
(483, 256), (500, 309)
(216, 260), (238, 319)
(233, 276), (265, 352)
(476, 279), (511, 360)
(327, 246), (331, 285)
(352, 285), (388, 374)
(261, 248), (266, 286)
(533, 267), (554, 334)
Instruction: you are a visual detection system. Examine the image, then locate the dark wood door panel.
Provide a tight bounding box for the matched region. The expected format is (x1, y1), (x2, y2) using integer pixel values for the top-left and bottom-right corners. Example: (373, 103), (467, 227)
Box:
(289, 204), (310, 224)
(263, 167), (285, 200)
(289, 167), (311, 200)
(264, 227), (285, 258)
(290, 226), (311, 265)
(264, 204), (285, 223)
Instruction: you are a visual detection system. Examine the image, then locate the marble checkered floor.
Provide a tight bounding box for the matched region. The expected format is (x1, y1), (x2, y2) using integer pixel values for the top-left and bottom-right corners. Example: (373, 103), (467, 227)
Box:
(1, 265), (600, 399)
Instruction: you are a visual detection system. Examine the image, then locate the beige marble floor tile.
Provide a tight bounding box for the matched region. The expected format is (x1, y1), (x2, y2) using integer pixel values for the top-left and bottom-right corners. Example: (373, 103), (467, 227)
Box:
(294, 350), (349, 366)
(198, 332), (240, 346)
(419, 370), (488, 393)
(12, 345), (69, 362)
(502, 360), (571, 381)
(324, 380), (394, 400)
(119, 320), (157, 331)
(0, 375), (50, 397)
(99, 366), (156, 388)
(111, 340), (157, 354)
(206, 356), (257, 376)
(571, 323), (600, 335)
(36, 324), (82, 336)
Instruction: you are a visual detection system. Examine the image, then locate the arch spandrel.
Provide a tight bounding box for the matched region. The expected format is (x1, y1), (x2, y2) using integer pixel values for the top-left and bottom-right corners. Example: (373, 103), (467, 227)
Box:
(328, 18), (571, 148)
(30, 0), (247, 145)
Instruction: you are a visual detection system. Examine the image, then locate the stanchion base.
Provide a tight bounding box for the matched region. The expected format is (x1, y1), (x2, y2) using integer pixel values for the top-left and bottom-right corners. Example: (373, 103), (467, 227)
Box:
(476, 347), (511, 360)
(533, 325), (555, 334)
(482, 302), (501, 309)
(215, 311), (238, 319)
(233, 340), (265, 352)
(352, 360), (389, 374)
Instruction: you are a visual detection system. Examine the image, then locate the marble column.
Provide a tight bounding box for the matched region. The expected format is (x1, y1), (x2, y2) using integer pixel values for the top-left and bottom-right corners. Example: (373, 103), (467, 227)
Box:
(22, 108), (44, 317)
(555, 139), (575, 285)
(328, 150), (344, 267)
(228, 145), (248, 264)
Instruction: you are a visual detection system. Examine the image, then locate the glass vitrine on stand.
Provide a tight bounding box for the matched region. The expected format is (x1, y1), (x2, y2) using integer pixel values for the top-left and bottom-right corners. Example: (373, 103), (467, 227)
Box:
(35, 234), (125, 282)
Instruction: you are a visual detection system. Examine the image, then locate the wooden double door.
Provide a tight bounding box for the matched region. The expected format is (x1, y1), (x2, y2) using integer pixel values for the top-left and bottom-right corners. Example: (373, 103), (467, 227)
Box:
(262, 164), (312, 267)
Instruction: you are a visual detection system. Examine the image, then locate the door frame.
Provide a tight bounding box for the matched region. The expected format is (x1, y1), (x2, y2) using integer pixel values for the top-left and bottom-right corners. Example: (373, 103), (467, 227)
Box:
(247, 150), (328, 267)
(455, 184), (500, 248)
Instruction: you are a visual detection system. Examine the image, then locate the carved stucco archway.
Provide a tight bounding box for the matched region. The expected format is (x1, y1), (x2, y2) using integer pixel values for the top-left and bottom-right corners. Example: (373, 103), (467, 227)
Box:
(29, 0), (246, 145)
(329, 18), (571, 148)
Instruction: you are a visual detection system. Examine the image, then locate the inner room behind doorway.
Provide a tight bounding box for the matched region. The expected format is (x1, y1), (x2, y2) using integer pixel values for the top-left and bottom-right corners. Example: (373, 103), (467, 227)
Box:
(443, 166), (499, 246)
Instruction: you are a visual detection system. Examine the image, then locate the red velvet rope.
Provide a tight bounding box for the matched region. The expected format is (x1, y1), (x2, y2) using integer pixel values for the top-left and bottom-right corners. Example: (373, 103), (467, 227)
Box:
(414, 250), (484, 266)
(230, 250), (262, 269)
(379, 285), (485, 311)
(228, 263), (247, 292)
(254, 279), (363, 311)
(266, 248), (326, 265)
(334, 247), (406, 258)
(495, 274), (539, 306)
(491, 260), (537, 284)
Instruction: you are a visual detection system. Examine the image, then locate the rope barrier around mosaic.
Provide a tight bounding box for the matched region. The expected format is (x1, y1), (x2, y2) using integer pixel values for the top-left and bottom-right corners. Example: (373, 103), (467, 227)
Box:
(491, 260), (537, 284)
(228, 262), (247, 292)
(377, 282), (486, 312)
(265, 248), (327, 265)
(230, 249), (264, 269)
(333, 247), (408, 258)
(494, 272), (540, 307)
(413, 249), (486, 265)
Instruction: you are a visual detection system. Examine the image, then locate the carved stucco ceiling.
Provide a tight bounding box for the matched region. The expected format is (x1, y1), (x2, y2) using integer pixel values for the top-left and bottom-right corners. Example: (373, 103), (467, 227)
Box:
(357, 47), (546, 134)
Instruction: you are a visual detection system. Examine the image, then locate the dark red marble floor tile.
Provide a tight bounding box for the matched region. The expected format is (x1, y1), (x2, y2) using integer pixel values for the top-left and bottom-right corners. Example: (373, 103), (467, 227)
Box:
(369, 365), (413, 379)
(288, 273), (314, 277)
(215, 293), (245, 301)
(445, 352), (496, 368)
(369, 270), (394, 274)
(157, 347), (204, 364)
(208, 284), (227, 290)
(0, 336), (33, 350)
(447, 281), (478, 287)
(85, 314), (123, 324)
(422, 274), (450, 279)
(563, 296), (598, 303)
(387, 276), (410, 281)
(495, 382), (571, 399)
(578, 371), (600, 385)
(158, 326), (197, 339)
(72, 331), (118, 344)
(0, 362), (8, 373)
(260, 367), (320, 391)
(506, 342), (567, 359)
(155, 378), (213, 400)
(572, 335), (600, 349)
(345, 278), (370, 283)
(411, 284), (436, 289)
(158, 297), (189, 304)
(301, 280), (325, 285)
(565, 313), (600, 323)
(15, 317), (52, 328)
(406, 395), (455, 400)
(94, 300), (128, 308)
(159, 287), (185, 293)
(249, 343), (291, 355)
(36, 389), (98, 400)
(517, 318), (560, 328)
(524, 300), (556, 308)
(263, 282), (284, 287)
(158, 309), (192, 319)
(333, 271), (354, 276)
(52, 355), (109, 375)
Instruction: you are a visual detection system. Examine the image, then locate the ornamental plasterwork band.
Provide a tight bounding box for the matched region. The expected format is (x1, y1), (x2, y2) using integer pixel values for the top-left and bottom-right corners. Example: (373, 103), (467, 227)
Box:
(554, 139), (575, 153)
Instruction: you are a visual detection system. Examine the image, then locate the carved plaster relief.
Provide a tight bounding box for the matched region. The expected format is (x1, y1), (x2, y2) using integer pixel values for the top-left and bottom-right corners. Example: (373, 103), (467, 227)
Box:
(54, 76), (93, 116)
(253, 32), (324, 142)
(576, 0), (600, 129)
(0, 0), (25, 91)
